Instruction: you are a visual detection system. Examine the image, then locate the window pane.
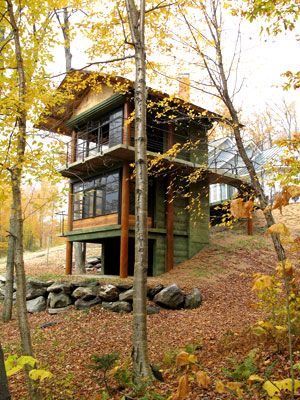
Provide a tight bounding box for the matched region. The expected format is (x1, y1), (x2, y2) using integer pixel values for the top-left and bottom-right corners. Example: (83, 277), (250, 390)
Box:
(73, 182), (83, 193)
(95, 189), (103, 216)
(83, 190), (94, 218)
(73, 192), (83, 220)
(109, 109), (123, 147)
(105, 190), (119, 214)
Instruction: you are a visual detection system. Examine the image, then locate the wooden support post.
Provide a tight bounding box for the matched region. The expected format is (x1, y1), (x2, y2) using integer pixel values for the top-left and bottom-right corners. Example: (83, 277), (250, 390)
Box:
(120, 162), (130, 278)
(65, 183), (73, 275)
(66, 241), (73, 275)
(70, 130), (77, 163)
(123, 101), (130, 146)
(247, 216), (253, 236)
(166, 123), (174, 272)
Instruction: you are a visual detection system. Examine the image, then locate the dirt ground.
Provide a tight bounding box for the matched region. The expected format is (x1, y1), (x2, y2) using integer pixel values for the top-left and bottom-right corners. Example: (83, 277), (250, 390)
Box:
(1, 204), (300, 399)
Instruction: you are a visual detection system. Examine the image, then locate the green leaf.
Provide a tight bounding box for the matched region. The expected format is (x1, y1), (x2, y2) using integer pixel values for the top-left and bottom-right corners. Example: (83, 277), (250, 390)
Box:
(17, 356), (37, 368)
(29, 369), (53, 381)
(6, 365), (23, 377)
(4, 355), (18, 372)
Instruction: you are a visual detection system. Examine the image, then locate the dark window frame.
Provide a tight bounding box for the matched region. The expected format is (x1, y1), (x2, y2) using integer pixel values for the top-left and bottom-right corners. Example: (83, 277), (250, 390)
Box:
(75, 108), (123, 161)
(72, 170), (120, 221)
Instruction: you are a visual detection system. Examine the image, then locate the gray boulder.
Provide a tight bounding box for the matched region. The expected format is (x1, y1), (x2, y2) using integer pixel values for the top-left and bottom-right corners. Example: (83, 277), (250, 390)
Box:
(47, 292), (72, 308)
(72, 280), (100, 288)
(146, 305), (160, 315)
(119, 288), (134, 302)
(26, 279), (49, 300)
(147, 284), (164, 299)
(184, 288), (202, 309)
(86, 257), (101, 266)
(75, 297), (101, 310)
(0, 286), (5, 299)
(26, 296), (46, 313)
(98, 284), (119, 301)
(47, 282), (72, 294)
(116, 283), (133, 291)
(102, 301), (132, 313)
(72, 286), (98, 299)
(48, 307), (70, 315)
(153, 284), (185, 309)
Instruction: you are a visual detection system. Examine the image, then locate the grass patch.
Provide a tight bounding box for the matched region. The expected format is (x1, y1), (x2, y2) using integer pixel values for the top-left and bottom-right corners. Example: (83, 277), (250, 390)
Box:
(213, 233), (269, 252)
(193, 265), (225, 278)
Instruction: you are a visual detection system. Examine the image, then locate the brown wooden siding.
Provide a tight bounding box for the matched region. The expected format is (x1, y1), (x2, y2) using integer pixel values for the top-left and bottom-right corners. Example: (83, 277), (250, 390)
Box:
(73, 214), (118, 230)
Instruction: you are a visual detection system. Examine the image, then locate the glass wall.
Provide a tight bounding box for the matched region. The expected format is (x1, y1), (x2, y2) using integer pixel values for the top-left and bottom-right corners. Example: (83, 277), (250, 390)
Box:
(73, 171), (120, 220)
(75, 108), (123, 161)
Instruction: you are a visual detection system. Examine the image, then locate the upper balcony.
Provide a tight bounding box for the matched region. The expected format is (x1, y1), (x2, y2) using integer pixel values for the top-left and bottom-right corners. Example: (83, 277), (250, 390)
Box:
(59, 105), (207, 178)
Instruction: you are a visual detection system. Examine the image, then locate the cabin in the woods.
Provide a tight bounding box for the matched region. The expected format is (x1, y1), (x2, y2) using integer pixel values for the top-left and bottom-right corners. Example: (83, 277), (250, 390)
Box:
(38, 70), (227, 277)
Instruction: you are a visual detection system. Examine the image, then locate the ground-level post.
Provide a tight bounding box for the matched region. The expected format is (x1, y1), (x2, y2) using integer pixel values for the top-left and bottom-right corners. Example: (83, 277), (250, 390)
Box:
(120, 162), (129, 278)
(166, 123), (174, 271)
(65, 183), (73, 275)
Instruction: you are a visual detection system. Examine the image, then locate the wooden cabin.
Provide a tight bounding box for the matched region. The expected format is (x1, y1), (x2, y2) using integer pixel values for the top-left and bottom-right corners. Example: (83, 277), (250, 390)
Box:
(38, 71), (220, 277)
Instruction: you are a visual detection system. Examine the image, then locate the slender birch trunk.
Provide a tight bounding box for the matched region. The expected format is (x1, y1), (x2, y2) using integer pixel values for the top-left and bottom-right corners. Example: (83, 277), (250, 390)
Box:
(2, 224), (15, 322)
(6, 1), (40, 398)
(125, 0), (153, 384)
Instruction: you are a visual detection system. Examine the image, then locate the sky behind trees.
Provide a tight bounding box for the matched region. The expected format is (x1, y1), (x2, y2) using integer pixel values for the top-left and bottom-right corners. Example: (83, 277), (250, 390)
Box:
(49, 5), (300, 120)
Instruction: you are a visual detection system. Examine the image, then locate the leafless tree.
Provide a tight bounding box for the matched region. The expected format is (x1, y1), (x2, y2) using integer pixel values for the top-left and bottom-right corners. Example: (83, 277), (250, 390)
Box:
(180, 0), (285, 262)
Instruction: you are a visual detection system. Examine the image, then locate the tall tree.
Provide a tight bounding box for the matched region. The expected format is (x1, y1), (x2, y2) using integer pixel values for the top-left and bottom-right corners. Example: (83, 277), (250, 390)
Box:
(125, 0), (153, 384)
(0, 0), (76, 397)
(179, 0), (285, 262)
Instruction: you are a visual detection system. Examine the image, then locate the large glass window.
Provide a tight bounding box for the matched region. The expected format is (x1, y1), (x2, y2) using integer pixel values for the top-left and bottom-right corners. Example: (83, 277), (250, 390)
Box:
(75, 108), (123, 161)
(72, 171), (120, 220)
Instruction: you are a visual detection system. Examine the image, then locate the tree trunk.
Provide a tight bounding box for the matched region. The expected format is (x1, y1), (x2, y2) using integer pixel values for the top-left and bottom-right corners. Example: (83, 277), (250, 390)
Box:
(6, 1), (40, 398)
(74, 242), (86, 274)
(200, 0), (286, 263)
(63, 8), (72, 72)
(0, 342), (11, 400)
(125, 0), (152, 384)
(2, 218), (15, 322)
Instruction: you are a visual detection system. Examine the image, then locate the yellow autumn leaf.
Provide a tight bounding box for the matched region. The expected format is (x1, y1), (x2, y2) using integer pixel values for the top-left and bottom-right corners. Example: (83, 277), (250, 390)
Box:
(173, 374), (189, 400)
(176, 352), (190, 367)
(275, 325), (287, 332)
(29, 369), (53, 382)
(252, 325), (268, 336)
(188, 354), (197, 364)
(248, 374), (264, 383)
(258, 321), (274, 330)
(252, 275), (273, 291)
(263, 379), (300, 397)
(215, 379), (225, 394)
(196, 371), (211, 389)
(6, 365), (23, 377)
(226, 381), (243, 392)
(267, 223), (290, 236)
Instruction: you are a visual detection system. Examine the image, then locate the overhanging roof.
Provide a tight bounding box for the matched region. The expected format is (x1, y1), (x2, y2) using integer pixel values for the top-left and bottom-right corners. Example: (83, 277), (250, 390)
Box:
(36, 69), (224, 135)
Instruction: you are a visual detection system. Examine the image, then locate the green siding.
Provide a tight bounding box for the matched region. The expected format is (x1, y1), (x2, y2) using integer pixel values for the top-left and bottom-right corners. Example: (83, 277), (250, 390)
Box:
(154, 178), (166, 229)
(152, 236), (166, 276)
(174, 236), (188, 265)
(188, 178), (209, 258)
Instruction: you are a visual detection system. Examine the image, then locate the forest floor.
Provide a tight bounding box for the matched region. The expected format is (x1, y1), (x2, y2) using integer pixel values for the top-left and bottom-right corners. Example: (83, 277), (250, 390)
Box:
(1, 203), (300, 399)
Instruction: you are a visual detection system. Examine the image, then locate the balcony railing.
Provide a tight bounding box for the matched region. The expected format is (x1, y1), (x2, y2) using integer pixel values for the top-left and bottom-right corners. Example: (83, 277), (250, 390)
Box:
(64, 123), (194, 167)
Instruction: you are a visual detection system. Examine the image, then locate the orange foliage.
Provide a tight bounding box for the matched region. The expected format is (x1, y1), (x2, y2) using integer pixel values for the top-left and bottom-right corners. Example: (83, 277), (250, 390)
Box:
(230, 198), (254, 219)
(272, 185), (300, 214)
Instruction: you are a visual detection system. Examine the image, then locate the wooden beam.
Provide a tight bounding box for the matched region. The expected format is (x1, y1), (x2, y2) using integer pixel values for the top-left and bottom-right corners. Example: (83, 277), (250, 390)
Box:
(247, 216), (253, 236)
(123, 101), (131, 145)
(66, 183), (73, 275)
(166, 123), (174, 272)
(70, 130), (77, 163)
(120, 162), (130, 278)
